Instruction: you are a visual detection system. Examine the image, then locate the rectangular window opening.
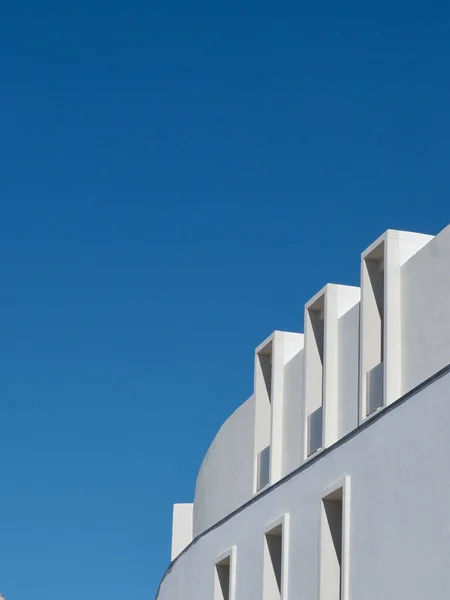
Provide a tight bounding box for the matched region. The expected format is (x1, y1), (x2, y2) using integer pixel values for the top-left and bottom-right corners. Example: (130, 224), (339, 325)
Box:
(257, 445), (271, 491)
(308, 406), (323, 456)
(214, 555), (231, 600)
(320, 486), (344, 600)
(263, 523), (283, 600)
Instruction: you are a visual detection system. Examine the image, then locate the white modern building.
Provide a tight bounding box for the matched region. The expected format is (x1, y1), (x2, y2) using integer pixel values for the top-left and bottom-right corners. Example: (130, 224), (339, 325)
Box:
(156, 225), (450, 600)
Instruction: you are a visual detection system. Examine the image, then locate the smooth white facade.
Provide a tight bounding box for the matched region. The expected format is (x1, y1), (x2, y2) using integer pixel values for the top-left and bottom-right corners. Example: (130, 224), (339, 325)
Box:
(159, 225), (450, 600)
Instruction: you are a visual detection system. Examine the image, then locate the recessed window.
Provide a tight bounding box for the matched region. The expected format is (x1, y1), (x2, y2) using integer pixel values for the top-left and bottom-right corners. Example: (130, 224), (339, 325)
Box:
(308, 406), (323, 455)
(263, 517), (288, 600)
(257, 445), (271, 491)
(319, 480), (350, 600)
(366, 361), (383, 415)
(214, 549), (236, 600)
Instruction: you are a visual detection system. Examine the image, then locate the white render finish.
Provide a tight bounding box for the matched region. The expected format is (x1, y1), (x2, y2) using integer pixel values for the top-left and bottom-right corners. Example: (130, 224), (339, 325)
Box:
(253, 331), (304, 492)
(337, 302), (360, 438)
(281, 348), (304, 477)
(159, 225), (450, 600)
(159, 371), (450, 600)
(359, 230), (433, 419)
(401, 224), (450, 394)
(303, 284), (360, 458)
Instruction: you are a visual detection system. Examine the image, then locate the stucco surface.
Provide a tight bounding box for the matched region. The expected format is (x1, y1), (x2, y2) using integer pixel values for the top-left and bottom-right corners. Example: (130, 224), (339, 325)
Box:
(159, 369), (450, 600)
(402, 225), (450, 395)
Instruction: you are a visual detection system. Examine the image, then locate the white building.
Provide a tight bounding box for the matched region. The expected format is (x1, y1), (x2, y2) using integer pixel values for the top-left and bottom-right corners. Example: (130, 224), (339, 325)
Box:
(156, 225), (450, 600)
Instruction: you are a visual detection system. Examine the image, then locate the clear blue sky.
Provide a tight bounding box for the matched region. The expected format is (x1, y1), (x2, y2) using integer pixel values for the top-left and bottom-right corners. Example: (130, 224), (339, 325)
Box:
(0, 1), (449, 598)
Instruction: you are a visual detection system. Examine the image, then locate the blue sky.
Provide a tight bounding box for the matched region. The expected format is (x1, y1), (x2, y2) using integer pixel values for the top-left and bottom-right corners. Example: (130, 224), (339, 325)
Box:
(1, 1), (449, 598)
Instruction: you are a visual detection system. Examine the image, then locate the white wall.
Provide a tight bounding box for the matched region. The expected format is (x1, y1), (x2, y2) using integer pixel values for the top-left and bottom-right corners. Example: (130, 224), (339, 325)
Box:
(338, 303), (360, 437)
(190, 224), (449, 546)
(281, 298), (360, 480)
(359, 230), (433, 418)
(193, 396), (255, 537)
(303, 285), (360, 457)
(157, 369), (450, 600)
(282, 349), (304, 478)
(253, 332), (303, 490)
(402, 224), (450, 395)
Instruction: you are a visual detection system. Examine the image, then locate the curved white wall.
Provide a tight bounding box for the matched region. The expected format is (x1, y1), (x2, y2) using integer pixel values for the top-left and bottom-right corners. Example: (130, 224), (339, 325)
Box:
(193, 395), (255, 537)
(158, 368), (450, 600)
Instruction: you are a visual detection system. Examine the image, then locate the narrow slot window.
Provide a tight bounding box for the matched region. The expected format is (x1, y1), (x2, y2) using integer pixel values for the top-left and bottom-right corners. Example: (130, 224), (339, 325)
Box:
(214, 554), (231, 600)
(319, 482), (349, 600)
(263, 524), (283, 600)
